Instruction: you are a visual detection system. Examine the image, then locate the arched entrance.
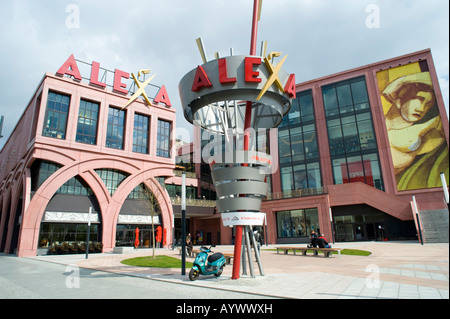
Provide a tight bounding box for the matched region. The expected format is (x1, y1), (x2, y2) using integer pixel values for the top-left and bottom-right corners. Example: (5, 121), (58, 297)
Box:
(17, 156), (174, 257)
(115, 183), (163, 248)
(36, 175), (103, 255)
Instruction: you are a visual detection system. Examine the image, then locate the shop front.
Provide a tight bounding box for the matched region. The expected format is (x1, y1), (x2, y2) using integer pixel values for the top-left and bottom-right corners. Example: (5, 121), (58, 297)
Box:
(333, 214), (385, 241)
(38, 221), (101, 255)
(116, 224), (155, 248)
(115, 212), (162, 248)
(331, 204), (417, 241)
(275, 208), (320, 244)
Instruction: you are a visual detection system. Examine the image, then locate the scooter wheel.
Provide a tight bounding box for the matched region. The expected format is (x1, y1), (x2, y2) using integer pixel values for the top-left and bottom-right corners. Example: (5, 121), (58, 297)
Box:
(214, 265), (224, 278)
(189, 268), (199, 281)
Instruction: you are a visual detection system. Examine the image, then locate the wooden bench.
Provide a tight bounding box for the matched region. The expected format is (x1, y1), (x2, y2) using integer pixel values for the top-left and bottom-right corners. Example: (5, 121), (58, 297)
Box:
(191, 249), (234, 264)
(276, 246), (342, 258)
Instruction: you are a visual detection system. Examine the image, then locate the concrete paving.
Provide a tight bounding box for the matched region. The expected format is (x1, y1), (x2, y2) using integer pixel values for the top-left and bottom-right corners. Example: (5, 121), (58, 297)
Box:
(28, 241), (449, 299)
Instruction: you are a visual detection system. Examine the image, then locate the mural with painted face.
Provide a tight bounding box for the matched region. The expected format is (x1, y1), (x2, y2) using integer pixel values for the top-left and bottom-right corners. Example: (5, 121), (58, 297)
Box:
(377, 64), (448, 190)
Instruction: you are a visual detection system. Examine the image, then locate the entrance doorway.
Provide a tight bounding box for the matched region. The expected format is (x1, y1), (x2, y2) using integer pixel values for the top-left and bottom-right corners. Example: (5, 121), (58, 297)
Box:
(335, 222), (385, 241)
(115, 224), (158, 248)
(332, 205), (385, 242)
(355, 222), (385, 241)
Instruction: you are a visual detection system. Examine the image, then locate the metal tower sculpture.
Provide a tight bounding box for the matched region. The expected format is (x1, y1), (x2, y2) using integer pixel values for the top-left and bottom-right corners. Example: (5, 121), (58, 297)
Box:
(179, 0), (295, 279)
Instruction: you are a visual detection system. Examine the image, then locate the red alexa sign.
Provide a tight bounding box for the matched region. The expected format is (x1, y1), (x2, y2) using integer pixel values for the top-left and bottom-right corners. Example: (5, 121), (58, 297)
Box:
(55, 54), (171, 107)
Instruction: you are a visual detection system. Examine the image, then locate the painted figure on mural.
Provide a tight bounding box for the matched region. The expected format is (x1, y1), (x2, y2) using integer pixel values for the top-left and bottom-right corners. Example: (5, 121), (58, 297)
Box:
(379, 68), (448, 190)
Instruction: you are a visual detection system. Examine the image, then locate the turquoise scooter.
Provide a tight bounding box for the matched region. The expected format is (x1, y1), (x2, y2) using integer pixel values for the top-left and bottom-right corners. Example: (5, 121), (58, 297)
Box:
(189, 245), (226, 281)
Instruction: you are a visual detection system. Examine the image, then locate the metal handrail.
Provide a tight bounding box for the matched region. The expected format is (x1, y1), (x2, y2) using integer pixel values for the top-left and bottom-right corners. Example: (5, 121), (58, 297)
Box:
(265, 187), (328, 200)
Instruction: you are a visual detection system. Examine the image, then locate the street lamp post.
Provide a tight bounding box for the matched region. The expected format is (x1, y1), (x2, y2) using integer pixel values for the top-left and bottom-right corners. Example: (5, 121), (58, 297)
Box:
(85, 207), (92, 259)
(181, 173), (186, 275)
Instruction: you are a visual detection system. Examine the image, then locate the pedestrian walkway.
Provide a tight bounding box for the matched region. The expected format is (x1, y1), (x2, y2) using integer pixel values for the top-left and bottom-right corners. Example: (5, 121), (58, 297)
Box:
(29, 241), (449, 299)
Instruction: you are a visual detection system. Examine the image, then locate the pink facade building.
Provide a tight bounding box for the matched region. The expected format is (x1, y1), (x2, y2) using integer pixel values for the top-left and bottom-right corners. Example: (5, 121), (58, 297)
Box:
(261, 49), (449, 245)
(1, 49), (448, 257)
(187, 49), (449, 245)
(0, 59), (176, 257)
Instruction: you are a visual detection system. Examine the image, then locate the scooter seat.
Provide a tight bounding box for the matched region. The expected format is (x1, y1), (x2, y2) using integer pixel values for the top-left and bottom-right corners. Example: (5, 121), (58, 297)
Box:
(208, 252), (224, 263)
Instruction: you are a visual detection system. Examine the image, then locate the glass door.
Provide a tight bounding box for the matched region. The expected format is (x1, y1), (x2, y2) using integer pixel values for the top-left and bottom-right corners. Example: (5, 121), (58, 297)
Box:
(355, 224), (365, 240)
(335, 223), (355, 241)
(366, 223), (375, 240)
(141, 230), (151, 248)
(375, 223), (385, 241)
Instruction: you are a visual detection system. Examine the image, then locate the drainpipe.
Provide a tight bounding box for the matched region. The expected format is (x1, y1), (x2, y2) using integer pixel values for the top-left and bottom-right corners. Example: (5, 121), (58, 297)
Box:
(329, 207), (335, 244)
(440, 172), (449, 207)
(412, 196), (424, 245)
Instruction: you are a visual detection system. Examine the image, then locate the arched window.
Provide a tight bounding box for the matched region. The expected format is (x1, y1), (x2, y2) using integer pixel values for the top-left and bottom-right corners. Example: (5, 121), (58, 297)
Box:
(94, 168), (129, 196)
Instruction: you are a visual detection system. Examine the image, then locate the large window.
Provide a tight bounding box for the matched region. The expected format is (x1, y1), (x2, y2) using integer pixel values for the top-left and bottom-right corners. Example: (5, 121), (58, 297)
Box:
(165, 184), (198, 199)
(38, 223), (100, 249)
(276, 208), (319, 238)
(322, 76), (384, 190)
(127, 183), (163, 202)
(42, 91), (70, 139)
(31, 160), (93, 195)
(133, 113), (149, 154)
(31, 160), (62, 191)
(95, 168), (129, 196)
(157, 119), (171, 158)
(58, 175), (94, 196)
(76, 99), (99, 145)
(106, 107), (126, 149)
(278, 90), (322, 192)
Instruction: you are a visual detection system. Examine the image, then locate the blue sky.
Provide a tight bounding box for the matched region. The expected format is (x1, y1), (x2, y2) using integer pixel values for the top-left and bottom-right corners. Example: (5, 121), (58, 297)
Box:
(0, 0), (448, 149)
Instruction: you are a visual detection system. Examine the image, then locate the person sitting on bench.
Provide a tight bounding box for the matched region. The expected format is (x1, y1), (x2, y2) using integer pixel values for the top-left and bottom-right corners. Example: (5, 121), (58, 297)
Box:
(317, 234), (332, 248)
(308, 230), (318, 248)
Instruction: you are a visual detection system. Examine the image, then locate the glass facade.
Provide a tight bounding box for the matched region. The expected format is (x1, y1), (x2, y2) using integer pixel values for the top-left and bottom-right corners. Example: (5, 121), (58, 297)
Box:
(334, 213), (386, 241)
(127, 183), (163, 205)
(57, 175), (94, 196)
(276, 208), (319, 238)
(127, 183), (149, 200)
(42, 91), (70, 139)
(76, 99), (99, 145)
(40, 92), (173, 156)
(165, 183), (198, 199)
(133, 113), (149, 154)
(322, 76), (384, 190)
(31, 160), (93, 195)
(116, 224), (157, 248)
(39, 223), (100, 247)
(95, 168), (129, 196)
(157, 119), (171, 158)
(106, 107), (126, 149)
(278, 90), (321, 192)
(38, 223), (101, 254)
(31, 160), (61, 191)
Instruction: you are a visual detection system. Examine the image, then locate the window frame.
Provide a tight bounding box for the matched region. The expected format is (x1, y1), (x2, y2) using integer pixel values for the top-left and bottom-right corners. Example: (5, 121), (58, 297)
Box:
(132, 113), (150, 154)
(106, 106), (126, 150)
(76, 99), (100, 145)
(156, 119), (171, 158)
(42, 91), (71, 140)
(322, 76), (384, 190)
